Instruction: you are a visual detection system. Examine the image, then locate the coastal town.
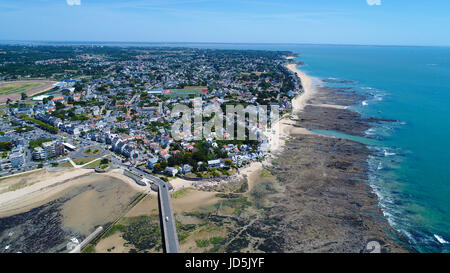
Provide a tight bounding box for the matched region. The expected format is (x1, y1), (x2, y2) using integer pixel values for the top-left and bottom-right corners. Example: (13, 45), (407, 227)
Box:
(0, 45), (413, 255)
(0, 46), (301, 181)
(2, 0), (446, 260)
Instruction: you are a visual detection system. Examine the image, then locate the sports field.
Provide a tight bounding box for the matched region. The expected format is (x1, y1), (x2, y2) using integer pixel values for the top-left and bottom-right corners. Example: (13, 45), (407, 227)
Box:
(0, 80), (57, 102)
(163, 86), (208, 96)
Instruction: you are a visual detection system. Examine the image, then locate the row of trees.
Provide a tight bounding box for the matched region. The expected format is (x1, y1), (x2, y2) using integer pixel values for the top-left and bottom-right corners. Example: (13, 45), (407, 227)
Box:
(21, 115), (58, 134)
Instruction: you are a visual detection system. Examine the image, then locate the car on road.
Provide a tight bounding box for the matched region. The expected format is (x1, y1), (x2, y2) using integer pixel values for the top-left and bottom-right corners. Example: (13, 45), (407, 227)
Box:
(165, 216), (169, 222)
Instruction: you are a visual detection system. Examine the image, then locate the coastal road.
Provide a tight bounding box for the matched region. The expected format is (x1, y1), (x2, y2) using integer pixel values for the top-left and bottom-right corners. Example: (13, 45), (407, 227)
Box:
(156, 178), (180, 253)
(129, 167), (180, 253)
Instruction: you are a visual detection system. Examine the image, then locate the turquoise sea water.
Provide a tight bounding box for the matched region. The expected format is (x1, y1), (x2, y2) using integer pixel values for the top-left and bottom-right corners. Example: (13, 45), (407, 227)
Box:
(187, 43), (449, 252)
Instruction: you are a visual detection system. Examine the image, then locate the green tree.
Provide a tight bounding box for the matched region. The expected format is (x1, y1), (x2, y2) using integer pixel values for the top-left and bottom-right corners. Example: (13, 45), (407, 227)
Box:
(0, 141), (13, 151)
(74, 82), (83, 92)
(153, 163), (163, 172)
(100, 158), (109, 165)
(55, 101), (65, 110)
(159, 160), (168, 169)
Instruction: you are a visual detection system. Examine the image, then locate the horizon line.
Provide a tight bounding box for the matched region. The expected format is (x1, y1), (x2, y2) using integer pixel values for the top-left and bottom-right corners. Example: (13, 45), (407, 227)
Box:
(0, 40), (449, 48)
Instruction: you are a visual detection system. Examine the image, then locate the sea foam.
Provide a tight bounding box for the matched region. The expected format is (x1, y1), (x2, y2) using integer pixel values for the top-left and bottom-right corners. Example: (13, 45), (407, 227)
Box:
(434, 234), (449, 244)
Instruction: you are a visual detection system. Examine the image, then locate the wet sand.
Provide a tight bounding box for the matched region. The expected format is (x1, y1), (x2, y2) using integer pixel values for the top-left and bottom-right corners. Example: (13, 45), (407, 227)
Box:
(0, 168), (148, 218)
(0, 170), (140, 253)
(172, 190), (222, 213)
(94, 231), (132, 253)
(0, 168), (94, 217)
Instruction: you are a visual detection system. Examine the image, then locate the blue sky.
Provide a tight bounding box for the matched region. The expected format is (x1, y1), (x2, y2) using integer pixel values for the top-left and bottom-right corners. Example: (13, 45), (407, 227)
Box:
(0, 0), (449, 46)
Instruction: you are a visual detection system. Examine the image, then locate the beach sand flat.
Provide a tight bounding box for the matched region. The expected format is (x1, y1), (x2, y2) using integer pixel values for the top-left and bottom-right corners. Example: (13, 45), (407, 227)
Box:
(0, 168), (94, 217)
(0, 167), (148, 218)
(0, 169), (142, 253)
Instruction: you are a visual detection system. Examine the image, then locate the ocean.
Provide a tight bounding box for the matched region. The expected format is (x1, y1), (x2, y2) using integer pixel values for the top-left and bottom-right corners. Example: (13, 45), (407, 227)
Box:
(184, 43), (450, 253)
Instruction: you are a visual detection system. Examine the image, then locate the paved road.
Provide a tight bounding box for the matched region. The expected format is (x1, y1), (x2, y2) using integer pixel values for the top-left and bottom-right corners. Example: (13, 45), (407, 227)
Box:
(129, 167), (180, 253)
(155, 178), (180, 253)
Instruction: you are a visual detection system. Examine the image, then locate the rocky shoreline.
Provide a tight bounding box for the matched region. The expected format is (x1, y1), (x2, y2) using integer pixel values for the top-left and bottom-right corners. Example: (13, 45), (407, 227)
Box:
(240, 83), (410, 253)
(0, 174), (139, 253)
(300, 86), (397, 137)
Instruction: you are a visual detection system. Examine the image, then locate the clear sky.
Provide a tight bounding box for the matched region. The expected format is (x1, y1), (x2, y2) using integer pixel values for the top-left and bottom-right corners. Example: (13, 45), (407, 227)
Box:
(0, 0), (449, 46)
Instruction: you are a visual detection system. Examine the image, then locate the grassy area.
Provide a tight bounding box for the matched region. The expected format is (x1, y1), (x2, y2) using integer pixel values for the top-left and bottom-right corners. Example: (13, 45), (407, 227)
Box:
(0, 82), (48, 97)
(83, 244), (96, 253)
(83, 148), (102, 156)
(84, 160), (100, 168)
(193, 168), (235, 179)
(218, 196), (252, 216)
(174, 212), (229, 252)
(73, 156), (99, 166)
(30, 88), (58, 97)
(15, 125), (34, 133)
(260, 169), (274, 178)
(124, 169), (142, 181)
(29, 138), (52, 149)
(82, 157), (109, 169)
(102, 223), (126, 239)
(195, 239), (210, 248)
(171, 192), (255, 253)
(98, 215), (162, 253)
(21, 115), (58, 134)
(99, 163), (110, 170)
(58, 160), (74, 168)
(121, 216), (162, 252)
(163, 86), (207, 97)
(172, 188), (191, 199)
(195, 237), (227, 250)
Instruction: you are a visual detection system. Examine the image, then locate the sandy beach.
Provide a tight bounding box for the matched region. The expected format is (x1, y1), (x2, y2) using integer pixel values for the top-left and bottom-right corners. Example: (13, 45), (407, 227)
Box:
(0, 166), (145, 253)
(267, 62), (317, 151)
(0, 167), (148, 218)
(0, 168), (94, 217)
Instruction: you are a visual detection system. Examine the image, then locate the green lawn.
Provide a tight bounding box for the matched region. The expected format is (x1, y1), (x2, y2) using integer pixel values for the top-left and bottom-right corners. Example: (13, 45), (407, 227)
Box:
(74, 156), (99, 166)
(164, 86), (207, 97)
(83, 148), (102, 155)
(0, 82), (48, 96)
